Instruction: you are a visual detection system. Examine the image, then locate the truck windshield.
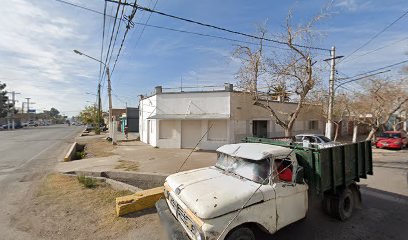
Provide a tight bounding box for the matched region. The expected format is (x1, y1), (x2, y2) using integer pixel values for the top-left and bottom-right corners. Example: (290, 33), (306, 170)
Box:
(215, 153), (270, 184)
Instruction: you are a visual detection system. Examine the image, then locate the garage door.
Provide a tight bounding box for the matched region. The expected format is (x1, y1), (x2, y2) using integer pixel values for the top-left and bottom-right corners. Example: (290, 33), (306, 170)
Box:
(181, 120), (202, 148)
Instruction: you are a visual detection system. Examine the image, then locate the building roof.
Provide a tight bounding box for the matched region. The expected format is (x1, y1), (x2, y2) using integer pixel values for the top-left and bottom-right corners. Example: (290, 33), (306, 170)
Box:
(216, 143), (292, 161)
(148, 113), (230, 120)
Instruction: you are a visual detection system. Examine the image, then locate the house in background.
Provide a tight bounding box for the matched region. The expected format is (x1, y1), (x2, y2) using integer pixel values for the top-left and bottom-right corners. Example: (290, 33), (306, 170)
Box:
(139, 84), (324, 150)
(119, 107), (139, 133)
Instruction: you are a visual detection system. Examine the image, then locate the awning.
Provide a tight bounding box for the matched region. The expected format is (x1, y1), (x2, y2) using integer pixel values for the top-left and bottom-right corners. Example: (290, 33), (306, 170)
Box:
(147, 114), (230, 120)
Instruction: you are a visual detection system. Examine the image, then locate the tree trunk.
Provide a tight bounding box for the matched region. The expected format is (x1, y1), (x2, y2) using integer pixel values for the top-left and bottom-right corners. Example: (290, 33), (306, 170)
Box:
(284, 127), (292, 137)
(366, 127), (377, 141)
(352, 124), (358, 143)
(334, 121), (340, 142)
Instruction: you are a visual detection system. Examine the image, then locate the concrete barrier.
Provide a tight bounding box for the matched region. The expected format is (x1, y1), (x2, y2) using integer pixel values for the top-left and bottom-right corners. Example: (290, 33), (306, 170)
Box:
(64, 142), (78, 162)
(116, 187), (164, 216)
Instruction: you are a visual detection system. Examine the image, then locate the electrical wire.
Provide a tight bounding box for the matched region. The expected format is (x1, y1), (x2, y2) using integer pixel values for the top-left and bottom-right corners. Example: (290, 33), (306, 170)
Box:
(339, 59), (408, 80)
(107, 1), (127, 68)
(343, 36), (408, 64)
(110, 2), (138, 76)
(339, 9), (408, 64)
(53, 0), (292, 51)
(105, 0), (331, 52)
(133, 0), (159, 47)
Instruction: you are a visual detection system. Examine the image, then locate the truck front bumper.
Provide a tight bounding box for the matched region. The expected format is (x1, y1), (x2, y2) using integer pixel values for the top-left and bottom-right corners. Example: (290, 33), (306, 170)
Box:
(155, 199), (190, 240)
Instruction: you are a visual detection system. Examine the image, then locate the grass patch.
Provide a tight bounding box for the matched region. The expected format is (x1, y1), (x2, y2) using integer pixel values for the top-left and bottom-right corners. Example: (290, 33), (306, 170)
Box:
(115, 160), (140, 171)
(18, 173), (156, 240)
(75, 151), (86, 160)
(77, 175), (98, 188)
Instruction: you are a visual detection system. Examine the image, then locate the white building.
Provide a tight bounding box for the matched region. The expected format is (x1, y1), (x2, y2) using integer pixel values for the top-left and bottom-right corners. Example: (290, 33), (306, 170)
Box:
(139, 84), (324, 150)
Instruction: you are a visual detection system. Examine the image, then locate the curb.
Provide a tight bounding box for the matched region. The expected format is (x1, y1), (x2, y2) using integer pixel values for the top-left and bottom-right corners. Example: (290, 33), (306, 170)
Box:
(64, 142), (78, 162)
(63, 173), (142, 193)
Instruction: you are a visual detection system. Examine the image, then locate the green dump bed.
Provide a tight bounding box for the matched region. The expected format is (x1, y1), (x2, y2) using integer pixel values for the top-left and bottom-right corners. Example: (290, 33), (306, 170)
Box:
(242, 137), (373, 196)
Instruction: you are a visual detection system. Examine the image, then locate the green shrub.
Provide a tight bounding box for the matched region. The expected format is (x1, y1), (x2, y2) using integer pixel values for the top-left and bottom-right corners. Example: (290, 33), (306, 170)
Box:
(75, 151), (86, 160)
(77, 175), (97, 188)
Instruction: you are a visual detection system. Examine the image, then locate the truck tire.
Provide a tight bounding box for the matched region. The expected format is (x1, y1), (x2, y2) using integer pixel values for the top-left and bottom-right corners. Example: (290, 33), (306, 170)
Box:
(226, 227), (255, 240)
(332, 188), (354, 221)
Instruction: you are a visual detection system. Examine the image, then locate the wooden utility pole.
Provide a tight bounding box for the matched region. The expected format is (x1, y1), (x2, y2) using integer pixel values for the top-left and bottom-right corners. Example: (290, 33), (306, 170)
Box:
(324, 46), (343, 140)
(106, 66), (116, 144)
(97, 82), (101, 133)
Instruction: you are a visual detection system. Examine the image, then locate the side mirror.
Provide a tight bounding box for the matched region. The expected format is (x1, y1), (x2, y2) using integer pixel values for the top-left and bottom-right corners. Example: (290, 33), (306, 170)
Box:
(295, 166), (304, 184)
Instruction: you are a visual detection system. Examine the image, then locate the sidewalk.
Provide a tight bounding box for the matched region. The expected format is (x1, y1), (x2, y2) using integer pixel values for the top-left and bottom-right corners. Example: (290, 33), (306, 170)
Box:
(56, 133), (216, 175)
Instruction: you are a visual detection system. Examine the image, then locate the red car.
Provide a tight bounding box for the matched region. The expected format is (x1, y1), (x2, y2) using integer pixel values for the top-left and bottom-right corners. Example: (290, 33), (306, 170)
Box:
(375, 131), (408, 149)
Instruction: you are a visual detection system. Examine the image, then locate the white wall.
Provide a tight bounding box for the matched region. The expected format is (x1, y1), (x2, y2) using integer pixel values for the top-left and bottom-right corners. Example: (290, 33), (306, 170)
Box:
(139, 95), (157, 146)
(156, 91), (230, 116)
(140, 92), (231, 150)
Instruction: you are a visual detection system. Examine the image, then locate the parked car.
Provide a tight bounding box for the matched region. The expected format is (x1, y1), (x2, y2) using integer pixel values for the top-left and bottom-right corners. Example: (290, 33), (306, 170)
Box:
(28, 122), (38, 127)
(294, 133), (338, 148)
(2, 122), (23, 129)
(375, 131), (407, 149)
(157, 138), (373, 240)
(85, 124), (94, 131)
(22, 122), (29, 127)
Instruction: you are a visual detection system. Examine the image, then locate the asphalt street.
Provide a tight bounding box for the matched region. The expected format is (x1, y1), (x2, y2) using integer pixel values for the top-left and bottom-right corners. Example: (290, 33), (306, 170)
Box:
(0, 125), (83, 239)
(260, 148), (408, 240)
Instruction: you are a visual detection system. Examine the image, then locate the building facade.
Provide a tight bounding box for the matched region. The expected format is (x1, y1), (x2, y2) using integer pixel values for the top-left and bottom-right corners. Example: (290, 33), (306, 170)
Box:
(139, 85), (324, 150)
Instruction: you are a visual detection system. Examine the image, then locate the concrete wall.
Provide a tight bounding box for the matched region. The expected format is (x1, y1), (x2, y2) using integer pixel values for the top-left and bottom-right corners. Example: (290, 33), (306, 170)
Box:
(139, 95), (157, 146)
(140, 91), (324, 150)
(140, 92), (231, 150)
(229, 92), (324, 141)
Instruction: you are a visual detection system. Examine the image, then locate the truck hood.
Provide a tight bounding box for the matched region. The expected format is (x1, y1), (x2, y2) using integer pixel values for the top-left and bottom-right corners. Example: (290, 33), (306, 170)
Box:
(166, 167), (265, 219)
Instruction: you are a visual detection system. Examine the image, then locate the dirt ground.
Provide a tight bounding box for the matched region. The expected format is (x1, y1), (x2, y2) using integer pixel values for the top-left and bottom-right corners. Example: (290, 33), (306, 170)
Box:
(78, 135), (115, 158)
(10, 174), (161, 240)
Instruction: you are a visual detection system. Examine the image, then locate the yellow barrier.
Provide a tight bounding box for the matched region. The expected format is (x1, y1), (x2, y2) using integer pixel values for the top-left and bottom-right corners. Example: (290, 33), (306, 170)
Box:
(116, 186), (164, 216)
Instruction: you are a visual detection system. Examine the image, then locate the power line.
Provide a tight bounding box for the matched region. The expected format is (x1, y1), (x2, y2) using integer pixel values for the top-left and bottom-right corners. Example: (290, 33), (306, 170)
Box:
(107, 1), (127, 68)
(110, 2), (138, 76)
(103, 0), (122, 67)
(344, 36), (408, 63)
(98, 1), (107, 85)
(54, 0), (292, 51)
(105, 0), (331, 52)
(339, 9), (408, 64)
(133, 0), (159, 47)
(340, 59), (408, 80)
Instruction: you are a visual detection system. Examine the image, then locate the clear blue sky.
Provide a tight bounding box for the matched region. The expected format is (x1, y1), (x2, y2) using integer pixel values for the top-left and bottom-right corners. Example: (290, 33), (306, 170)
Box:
(0, 0), (407, 116)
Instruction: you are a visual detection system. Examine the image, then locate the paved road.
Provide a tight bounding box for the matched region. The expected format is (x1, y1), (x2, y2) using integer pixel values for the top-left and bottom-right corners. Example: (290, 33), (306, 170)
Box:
(259, 148), (408, 240)
(0, 125), (83, 239)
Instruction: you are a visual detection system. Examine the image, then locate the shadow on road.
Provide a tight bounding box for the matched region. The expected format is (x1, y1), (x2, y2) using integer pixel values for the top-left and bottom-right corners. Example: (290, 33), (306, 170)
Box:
(257, 186), (408, 240)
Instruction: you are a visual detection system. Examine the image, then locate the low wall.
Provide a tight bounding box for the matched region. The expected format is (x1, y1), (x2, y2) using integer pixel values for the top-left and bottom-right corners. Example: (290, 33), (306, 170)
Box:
(65, 170), (168, 190)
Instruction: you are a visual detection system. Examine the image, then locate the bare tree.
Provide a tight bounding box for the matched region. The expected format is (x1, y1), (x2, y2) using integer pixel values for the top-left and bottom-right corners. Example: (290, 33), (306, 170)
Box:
(233, 10), (329, 136)
(350, 79), (408, 140)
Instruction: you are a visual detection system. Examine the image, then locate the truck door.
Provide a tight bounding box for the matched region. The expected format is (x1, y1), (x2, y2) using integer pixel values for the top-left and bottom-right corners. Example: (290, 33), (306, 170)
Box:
(272, 158), (308, 230)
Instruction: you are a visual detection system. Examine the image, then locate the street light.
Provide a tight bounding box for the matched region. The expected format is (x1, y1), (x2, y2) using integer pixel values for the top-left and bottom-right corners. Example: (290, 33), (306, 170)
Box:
(73, 49), (115, 143)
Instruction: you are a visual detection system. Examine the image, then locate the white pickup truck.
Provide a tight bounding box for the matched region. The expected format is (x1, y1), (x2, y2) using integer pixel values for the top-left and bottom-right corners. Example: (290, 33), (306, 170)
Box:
(156, 140), (373, 240)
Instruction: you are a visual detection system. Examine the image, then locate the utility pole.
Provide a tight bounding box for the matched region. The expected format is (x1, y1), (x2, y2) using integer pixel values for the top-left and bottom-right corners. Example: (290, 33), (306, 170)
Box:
(26, 98), (31, 122)
(98, 83), (101, 128)
(7, 98), (10, 130)
(324, 46), (343, 140)
(10, 91), (20, 130)
(106, 66), (116, 145)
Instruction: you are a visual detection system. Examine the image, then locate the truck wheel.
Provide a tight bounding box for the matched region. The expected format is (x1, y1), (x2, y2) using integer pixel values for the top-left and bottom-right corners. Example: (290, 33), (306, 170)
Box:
(226, 227), (255, 240)
(332, 188), (354, 221)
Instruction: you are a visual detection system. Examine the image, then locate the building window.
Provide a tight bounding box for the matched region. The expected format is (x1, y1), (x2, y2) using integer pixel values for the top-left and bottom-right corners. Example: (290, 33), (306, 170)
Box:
(308, 120), (319, 130)
(208, 120), (227, 141)
(159, 120), (175, 139)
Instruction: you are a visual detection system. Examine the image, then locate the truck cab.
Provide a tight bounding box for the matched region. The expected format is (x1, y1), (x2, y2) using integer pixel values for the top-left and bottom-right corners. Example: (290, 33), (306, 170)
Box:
(158, 143), (308, 240)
